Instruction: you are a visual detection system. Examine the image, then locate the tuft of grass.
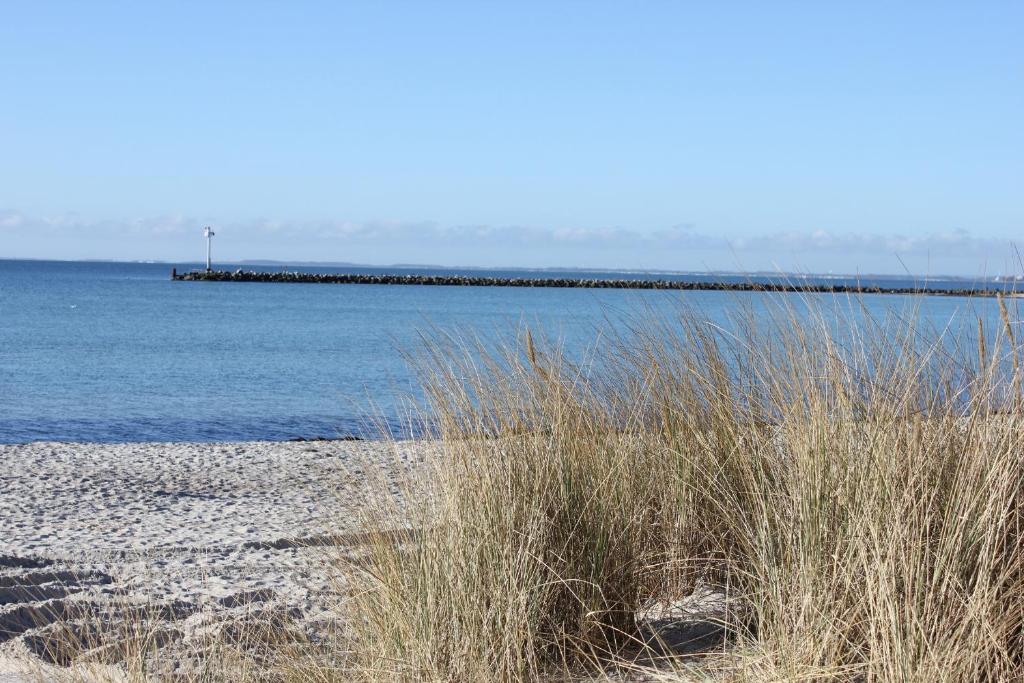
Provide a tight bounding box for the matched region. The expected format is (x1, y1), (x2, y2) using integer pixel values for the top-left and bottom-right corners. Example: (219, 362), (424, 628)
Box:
(341, 297), (1024, 682)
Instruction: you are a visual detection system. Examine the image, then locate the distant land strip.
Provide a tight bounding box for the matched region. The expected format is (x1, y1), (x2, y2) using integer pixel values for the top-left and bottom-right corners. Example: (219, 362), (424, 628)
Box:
(172, 269), (1018, 298)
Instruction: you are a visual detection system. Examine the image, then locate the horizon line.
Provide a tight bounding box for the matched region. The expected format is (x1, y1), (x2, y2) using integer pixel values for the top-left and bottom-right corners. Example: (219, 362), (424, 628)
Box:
(1, 256), (1019, 283)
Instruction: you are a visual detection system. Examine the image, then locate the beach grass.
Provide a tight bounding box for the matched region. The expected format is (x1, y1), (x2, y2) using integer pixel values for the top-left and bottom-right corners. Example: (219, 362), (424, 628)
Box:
(339, 296), (1023, 681)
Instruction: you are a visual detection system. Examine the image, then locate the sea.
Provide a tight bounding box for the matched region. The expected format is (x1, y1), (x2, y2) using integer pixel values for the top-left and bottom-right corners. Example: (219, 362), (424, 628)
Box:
(0, 259), (1018, 443)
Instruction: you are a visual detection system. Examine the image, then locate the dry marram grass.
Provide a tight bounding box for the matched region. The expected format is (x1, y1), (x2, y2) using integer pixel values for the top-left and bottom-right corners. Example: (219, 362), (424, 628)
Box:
(343, 297), (1023, 681)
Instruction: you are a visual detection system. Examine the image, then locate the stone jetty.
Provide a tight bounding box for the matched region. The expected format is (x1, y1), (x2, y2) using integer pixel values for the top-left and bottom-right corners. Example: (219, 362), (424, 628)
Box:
(171, 269), (1012, 298)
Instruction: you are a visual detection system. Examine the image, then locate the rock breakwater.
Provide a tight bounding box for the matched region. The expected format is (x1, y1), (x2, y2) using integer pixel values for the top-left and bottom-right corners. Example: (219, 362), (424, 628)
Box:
(172, 270), (1009, 298)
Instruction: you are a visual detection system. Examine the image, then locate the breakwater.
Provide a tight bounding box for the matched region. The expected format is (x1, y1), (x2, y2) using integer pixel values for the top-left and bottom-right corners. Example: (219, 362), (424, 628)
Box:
(171, 269), (1013, 298)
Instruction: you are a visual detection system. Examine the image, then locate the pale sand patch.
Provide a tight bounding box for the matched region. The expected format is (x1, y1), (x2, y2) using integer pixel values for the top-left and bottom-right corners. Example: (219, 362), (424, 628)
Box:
(0, 440), (430, 674)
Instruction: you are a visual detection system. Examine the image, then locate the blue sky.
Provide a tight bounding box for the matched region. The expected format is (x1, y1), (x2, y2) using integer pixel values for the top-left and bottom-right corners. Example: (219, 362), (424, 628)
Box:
(1, 2), (1021, 275)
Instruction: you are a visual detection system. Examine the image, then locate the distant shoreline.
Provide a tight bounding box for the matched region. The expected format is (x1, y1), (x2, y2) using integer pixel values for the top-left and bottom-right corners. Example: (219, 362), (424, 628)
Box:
(173, 268), (1019, 298)
(7, 257), (1013, 283)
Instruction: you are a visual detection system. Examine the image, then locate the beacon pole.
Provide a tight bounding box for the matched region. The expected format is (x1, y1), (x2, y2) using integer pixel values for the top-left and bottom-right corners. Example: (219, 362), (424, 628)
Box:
(203, 226), (215, 272)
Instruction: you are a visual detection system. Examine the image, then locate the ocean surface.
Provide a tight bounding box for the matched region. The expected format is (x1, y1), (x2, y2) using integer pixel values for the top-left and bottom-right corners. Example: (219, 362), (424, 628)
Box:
(0, 259), (1017, 443)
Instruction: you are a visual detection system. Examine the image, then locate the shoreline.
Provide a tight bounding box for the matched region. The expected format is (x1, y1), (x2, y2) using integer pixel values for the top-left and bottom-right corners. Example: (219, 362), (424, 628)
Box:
(0, 436), (379, 446)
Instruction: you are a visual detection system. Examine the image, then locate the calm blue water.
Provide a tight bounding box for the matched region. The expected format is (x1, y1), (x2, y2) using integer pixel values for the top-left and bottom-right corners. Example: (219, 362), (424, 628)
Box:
(0, 259), (1015, 443)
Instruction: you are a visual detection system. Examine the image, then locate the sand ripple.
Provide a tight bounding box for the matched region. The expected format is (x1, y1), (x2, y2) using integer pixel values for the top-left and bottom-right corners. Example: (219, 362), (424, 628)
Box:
(0, 440), (423, 675)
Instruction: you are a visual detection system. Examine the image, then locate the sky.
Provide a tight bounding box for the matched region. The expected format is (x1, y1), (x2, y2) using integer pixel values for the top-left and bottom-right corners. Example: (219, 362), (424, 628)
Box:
(1, 1), (1021, 276)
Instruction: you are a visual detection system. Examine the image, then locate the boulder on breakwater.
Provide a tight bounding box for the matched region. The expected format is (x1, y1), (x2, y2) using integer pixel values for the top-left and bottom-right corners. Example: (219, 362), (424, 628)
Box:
(170, 269), (1003, 298)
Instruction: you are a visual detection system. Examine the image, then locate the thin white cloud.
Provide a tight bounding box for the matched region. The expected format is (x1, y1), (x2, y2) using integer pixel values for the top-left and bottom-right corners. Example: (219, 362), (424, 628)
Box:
(0, 210), (195, 237)
(731, 227), (1012, 256)
(0, 209), (1014, 258)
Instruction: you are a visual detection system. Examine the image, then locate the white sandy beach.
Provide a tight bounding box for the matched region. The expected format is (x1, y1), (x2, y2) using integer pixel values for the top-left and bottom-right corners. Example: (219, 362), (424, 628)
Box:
(0, 440), (429, 678)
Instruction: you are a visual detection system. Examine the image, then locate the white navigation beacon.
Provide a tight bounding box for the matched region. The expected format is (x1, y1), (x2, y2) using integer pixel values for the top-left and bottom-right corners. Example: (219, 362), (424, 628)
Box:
(203, 226), (215, 271)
